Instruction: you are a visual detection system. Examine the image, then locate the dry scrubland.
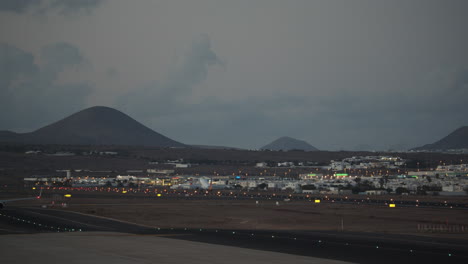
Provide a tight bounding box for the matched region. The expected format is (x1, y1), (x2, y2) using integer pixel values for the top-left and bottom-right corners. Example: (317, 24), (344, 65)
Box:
(49, 198), (468, 240)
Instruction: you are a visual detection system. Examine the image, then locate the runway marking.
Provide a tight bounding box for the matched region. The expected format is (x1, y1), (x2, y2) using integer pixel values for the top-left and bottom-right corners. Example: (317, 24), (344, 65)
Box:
(52, 209), (161, 229)
(76, 233), (191, 237)
(18, 209), (109, 230)
(0, 228), (23, 233)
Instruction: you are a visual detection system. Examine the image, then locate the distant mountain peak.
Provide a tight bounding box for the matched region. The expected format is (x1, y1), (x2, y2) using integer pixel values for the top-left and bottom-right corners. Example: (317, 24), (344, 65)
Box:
(0, 106), (185, 147)
(83, 105), (113, 110)
(412, 126), (468, 151)
(260, 136), (318, 151)
(277, 136), (295, 140)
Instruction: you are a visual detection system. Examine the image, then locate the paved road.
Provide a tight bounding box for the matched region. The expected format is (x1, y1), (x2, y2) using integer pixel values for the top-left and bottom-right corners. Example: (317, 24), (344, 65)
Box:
(1, 207), (467, 264)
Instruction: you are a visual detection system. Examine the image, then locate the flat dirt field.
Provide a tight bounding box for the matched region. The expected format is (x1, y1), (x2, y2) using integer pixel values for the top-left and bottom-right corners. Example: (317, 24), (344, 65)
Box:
(51, 198), (468, 240)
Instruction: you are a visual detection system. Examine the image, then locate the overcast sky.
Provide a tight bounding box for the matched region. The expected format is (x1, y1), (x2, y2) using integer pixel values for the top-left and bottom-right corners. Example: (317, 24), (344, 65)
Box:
(1, 0), (467, 150)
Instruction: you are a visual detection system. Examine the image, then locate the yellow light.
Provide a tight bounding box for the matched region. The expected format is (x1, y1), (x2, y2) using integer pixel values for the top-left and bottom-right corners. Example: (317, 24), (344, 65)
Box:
(32, 187), (36, 190)
(389, 204), (396, 208)
(315, 200), (321, 203)
(64, 194), (72, 198)
(157, 193), (162, 197)
(122, 191), (127, 194)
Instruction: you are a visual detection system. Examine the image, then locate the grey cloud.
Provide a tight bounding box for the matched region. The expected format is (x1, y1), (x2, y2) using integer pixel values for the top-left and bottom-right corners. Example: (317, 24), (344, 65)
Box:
(40, 42), (85, 79)
(119, 56), (468, 150)
(0, 0), (37, 13)
(168, 34), (223, 87)
(0, 43), (38, 89)
(117, 34), (224, 118)
(451, 69), (468, 92)
(296, 69), (468, 150)
(3, 1), (466, 151)
(431, 69), (468, 119)
(0, 0), (102, 14)
(106, 68), (118, 78)
(50, 0), (103, 14)
(136, 94), (318, 148)
(0, 42), (93, 131)
(164, 71), (468, 150)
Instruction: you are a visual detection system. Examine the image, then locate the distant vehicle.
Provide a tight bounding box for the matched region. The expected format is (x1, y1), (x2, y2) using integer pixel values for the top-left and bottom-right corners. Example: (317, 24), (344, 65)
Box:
(0, 189), (42, 209)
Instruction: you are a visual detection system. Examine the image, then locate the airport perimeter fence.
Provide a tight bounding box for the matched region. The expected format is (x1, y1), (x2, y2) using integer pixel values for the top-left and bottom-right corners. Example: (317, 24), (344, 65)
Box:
(417, 223), (467, 233)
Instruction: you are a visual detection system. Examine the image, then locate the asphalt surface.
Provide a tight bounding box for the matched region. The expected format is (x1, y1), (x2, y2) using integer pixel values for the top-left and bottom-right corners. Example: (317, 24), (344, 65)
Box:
(33, 189), (468, 210)
(1, 206), (467, 263)
(0, 232), (354, 264)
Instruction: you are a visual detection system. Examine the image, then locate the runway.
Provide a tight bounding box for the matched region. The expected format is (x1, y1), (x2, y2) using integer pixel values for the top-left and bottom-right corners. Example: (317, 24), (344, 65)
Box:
(0, 232), (353, 264)
(0, 206), (467, 264)
(34, 189), (468, 210)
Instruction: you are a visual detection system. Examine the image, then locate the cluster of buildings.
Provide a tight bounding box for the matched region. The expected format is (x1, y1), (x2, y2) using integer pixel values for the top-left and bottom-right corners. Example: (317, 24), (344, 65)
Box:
(326, 156), (406, 170)
(228, 170), (467, 196)
(21, 154), (467, 196)
(436, 164), (468, 172)
(411, 148), (468, 154)
(256, 156), (406, 170)
(23, 173), (184, 188)
(25, 150), (119, 156)
(23, 170), (468, 196)
(149, 159), (194, 168)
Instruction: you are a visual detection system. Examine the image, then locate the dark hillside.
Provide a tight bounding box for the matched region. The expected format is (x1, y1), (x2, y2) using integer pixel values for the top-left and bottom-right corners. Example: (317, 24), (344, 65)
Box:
(0, 106), (185, 147)
(261, 136), (318, 151)
(413, 126), (468, 151)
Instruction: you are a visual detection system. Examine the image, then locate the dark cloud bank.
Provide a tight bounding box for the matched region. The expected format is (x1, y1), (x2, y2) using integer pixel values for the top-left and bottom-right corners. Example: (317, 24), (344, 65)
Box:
(1, 33), (466, 149)
(117, 34), (225, 117)
(117, 33), (468, 150)
(0, 42), (92, 131)
(0, 0), (102, 14)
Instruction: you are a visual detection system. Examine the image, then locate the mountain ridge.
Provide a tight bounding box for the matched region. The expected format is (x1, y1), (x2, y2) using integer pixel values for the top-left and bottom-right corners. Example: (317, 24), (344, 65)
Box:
(412, 126), (468, 151)
(0, 106), (185, 147)
(260, 136), (318, 151)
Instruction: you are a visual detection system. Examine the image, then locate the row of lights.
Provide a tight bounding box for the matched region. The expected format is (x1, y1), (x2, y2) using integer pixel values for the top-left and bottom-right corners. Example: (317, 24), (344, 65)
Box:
(0, 212), (455, 258)
(57, 189), (460, 208)
(150, 227), (455, 257)
(35, 187), (465, 210)
(0, 212), (82, 233)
